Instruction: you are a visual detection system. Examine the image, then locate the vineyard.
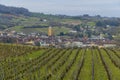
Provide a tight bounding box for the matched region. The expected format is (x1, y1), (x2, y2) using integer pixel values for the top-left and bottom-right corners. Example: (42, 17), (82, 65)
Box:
(0, 44), (120, 80)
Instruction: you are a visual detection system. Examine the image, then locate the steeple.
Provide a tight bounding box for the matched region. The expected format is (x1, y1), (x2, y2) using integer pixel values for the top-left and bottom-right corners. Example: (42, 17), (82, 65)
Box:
(48, 26), (52, 36)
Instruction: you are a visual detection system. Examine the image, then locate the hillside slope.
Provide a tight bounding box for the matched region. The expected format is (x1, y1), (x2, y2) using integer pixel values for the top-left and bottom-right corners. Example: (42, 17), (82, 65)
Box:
(0, 4), (120, 37)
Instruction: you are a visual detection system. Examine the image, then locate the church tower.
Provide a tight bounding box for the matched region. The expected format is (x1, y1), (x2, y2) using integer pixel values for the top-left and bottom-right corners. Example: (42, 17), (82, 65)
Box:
(48, 26), (52, 36)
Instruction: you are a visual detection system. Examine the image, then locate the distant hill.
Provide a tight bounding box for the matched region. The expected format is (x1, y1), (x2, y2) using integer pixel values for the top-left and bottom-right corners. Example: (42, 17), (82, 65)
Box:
(0, 4), (30, 16)
(0, 4), (120, 39)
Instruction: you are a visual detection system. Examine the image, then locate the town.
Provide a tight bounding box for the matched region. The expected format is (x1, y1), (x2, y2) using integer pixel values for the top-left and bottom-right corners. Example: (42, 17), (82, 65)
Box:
(0, 26), (117, 48)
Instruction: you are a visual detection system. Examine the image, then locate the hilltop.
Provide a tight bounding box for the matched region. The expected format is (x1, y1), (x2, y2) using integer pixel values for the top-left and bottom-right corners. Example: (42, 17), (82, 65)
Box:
(0, 4), (30, 16)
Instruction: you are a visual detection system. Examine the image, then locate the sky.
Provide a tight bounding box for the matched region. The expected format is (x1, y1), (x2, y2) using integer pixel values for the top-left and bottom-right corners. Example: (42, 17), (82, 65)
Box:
(0, 0), (120, 17)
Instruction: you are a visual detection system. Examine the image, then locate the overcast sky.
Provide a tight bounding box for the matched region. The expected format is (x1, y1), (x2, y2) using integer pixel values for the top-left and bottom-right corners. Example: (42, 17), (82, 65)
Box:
(0, 0), (120, 17)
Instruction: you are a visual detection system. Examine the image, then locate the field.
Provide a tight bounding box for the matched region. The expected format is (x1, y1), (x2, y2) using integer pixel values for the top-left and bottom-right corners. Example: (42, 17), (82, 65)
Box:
(10, 26), (71, 35)
(0, 44), (120, 80)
